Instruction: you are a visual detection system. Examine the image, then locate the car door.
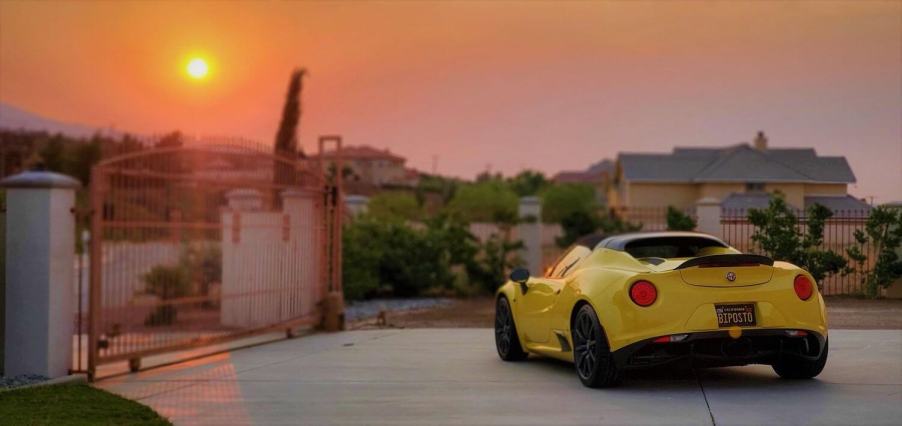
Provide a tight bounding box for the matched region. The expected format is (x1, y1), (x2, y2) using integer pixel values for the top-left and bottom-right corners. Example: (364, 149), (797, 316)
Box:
(518, 246), (590, 343)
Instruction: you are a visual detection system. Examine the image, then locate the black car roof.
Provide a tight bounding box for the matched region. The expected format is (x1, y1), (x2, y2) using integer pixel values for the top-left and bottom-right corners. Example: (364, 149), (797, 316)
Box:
(589, 231), (729, 251)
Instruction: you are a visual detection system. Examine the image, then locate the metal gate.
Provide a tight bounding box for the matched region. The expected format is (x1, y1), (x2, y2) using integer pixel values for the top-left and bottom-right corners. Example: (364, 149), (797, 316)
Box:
(83, 140), (341, 378)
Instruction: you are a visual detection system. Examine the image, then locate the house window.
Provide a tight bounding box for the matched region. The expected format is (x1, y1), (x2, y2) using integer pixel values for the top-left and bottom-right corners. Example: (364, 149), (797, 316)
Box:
(745, 182), (765, 192)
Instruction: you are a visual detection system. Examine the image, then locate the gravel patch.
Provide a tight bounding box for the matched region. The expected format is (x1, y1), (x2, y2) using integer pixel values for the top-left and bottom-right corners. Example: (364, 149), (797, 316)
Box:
(0, 374), (49, 390)
(346, 298), (453, 322)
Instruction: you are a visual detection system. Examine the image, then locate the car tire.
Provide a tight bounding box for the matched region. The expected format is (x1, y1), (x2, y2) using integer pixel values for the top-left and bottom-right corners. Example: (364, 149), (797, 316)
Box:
(772, 339), (829, 379)
(495, 296), (528, 361)
(572, 304), (621, 388)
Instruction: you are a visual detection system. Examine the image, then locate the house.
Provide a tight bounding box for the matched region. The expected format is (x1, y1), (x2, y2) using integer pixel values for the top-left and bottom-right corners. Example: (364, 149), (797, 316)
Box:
(553, 159), (614, 184)
(608, 131), (869, 214)
(552, 159), (615, 205)
(313, 145), (417, 188)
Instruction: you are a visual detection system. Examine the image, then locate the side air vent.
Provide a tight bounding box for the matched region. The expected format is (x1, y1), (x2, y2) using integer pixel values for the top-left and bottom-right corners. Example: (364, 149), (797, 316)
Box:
(555, 331), (572, 352)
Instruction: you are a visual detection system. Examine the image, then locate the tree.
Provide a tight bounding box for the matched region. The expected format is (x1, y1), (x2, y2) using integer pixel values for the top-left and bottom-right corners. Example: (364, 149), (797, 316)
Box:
(38, 135), (67, 171)
(747, 194), (846, 284)
(846, 206), (902, 298)
(273, 69), (307, 198)
(71, 137), (102, 185)
(415, 174), (456, 202)
(446, 180), (518, 223)
(556, 210), (599, 248)
(666, 206), (696, 231)
(155, 131), (183, 148)
(274, 68), (306, 159)
(368, 192), (422, 222)
(508, 170), (549, 197)
(556, 210), (641, 248)
(475, 170), (503, 183)
(540, 183), (597, 223)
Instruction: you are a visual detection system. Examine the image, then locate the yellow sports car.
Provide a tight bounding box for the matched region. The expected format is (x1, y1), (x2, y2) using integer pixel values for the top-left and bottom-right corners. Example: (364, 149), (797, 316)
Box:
(494, 232), (828, 388)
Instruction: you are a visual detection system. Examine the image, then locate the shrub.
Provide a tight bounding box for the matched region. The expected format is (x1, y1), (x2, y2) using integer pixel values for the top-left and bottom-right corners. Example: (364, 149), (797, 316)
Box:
(342, 215), (470, 300)
(141, 243), (221, 325)
(747, 194), (846, 284)
(666, 206), (696, 231)
(465, 228), (524, 294)
(341, 219), (385, 300)
(846, 206), (902, 298)
(341, 213), (523, 299)
(142, 264), (190, 326)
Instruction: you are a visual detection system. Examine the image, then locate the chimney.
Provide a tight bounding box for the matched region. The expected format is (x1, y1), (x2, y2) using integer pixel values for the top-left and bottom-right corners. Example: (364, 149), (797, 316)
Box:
(754, 131), (768, 151)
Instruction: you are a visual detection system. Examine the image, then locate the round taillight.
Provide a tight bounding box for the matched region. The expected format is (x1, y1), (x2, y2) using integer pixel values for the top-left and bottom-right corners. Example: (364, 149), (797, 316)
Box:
(630, 280), (657, 307)
(794, 275), (813, 300)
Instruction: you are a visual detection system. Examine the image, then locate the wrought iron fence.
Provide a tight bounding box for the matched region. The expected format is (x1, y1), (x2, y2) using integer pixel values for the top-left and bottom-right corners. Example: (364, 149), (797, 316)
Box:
(721, 208), (873, 295)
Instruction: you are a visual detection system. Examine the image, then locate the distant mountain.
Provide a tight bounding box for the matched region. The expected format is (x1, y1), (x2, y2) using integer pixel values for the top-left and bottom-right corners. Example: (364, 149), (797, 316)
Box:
(0, 102), (118, 138)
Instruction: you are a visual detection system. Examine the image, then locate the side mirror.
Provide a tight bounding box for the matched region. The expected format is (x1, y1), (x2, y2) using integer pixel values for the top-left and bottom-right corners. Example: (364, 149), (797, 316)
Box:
(510, 267), (530, 284)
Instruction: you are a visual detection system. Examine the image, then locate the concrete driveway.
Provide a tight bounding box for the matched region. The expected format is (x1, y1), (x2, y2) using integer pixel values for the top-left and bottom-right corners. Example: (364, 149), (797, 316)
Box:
(98, 329), (902, 425)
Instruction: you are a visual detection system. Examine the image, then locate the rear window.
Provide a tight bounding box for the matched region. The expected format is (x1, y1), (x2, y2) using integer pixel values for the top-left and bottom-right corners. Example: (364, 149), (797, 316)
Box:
(623, 237), (726, 259)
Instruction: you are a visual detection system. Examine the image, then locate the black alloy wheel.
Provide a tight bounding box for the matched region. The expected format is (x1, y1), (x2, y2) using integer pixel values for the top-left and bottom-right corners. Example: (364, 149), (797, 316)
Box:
(572, 304), (621, 388)
(773, 339), (829, 379)
(495, 296), (528, 361)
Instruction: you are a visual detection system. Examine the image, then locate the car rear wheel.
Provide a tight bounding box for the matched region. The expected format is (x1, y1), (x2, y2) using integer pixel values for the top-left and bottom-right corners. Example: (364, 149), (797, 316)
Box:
(495, 296), (528, 361)
(772, 339), (828, 379)
(572, 304), (621, 388)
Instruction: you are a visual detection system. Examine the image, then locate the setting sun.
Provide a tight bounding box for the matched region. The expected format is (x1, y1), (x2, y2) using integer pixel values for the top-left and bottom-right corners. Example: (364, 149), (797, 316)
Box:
(186, 57), (209, 79)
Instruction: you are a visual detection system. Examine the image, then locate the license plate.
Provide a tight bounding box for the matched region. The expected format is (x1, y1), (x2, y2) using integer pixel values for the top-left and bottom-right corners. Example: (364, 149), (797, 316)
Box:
(715, 303), (756, 327)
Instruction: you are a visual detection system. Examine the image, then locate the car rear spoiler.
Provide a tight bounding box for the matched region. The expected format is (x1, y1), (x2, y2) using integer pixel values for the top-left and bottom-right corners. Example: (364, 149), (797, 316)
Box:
(675, 254), (774, 270)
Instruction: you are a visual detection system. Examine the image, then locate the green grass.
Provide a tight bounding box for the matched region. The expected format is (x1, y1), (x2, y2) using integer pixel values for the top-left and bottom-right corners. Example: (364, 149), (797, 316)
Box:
(0, 384), (170, 425)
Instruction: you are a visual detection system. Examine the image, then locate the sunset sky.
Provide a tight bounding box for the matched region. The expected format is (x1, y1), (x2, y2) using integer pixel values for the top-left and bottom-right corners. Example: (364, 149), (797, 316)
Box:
(1, 1), (899, 202)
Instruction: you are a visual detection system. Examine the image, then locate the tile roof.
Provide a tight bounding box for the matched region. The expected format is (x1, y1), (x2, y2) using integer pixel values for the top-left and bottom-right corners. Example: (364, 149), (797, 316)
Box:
(587, 159), (615, 175)
(720, 192), (789, 212)
(619, 143), (855, 184)
(554, 159), (615, 183)
(721, 192), (870, 216)
(804, 195), (872, 216)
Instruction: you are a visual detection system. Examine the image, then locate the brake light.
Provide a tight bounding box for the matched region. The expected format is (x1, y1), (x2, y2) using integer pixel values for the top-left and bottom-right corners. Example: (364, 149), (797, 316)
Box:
(630, 280), (657, 307)
(794, 275), (813, 300)
(653, 334), (688, 343)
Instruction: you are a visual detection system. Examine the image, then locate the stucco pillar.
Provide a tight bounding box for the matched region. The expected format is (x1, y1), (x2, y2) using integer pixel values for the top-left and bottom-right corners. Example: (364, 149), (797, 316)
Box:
(695, 197), (723, 239)
(517, 196), (542, 276)
(1, 170), (80, 378)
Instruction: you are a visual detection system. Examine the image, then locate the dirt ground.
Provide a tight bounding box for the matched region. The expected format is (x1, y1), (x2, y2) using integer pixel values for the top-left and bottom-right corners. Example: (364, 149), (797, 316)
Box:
(352, 296), (902, 330)
(821, 296), (902, 329)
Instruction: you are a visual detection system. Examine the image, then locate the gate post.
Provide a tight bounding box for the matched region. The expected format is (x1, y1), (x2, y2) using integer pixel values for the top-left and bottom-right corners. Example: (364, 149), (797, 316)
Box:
(695, 197), (723, 238)
(518, 196), (543, 276)
(318, 135), (345, 331)
(1, 170), (80, 379)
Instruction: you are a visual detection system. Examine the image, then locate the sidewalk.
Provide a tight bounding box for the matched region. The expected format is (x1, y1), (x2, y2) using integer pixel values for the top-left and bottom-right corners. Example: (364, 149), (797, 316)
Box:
(98, 329), (902, 425)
